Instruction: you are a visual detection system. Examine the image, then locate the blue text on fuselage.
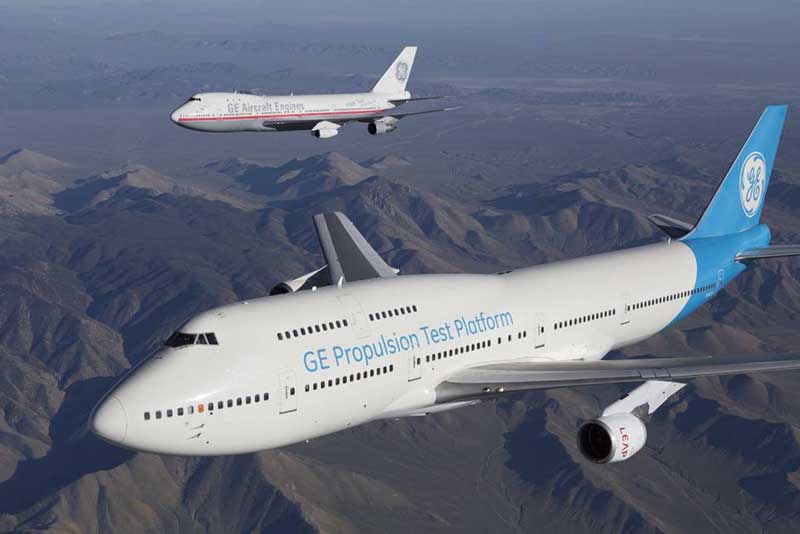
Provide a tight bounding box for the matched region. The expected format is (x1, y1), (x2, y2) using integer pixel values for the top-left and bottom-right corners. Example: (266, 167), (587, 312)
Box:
(302, 311), (514, 373)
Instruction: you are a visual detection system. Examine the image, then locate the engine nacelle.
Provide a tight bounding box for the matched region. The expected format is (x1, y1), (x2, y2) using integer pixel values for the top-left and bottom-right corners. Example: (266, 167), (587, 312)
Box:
(312, 128), (338, 139)
(577, 412), (647, 463)
(368, 117), (398, 135)
(311, 121), (340, 139)
(269, 266), (330, 295)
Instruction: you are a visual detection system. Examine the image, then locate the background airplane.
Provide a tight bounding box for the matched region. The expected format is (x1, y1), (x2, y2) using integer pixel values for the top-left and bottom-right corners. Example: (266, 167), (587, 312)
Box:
(92, 106), (800, 464)
(169, 46), (456, 139)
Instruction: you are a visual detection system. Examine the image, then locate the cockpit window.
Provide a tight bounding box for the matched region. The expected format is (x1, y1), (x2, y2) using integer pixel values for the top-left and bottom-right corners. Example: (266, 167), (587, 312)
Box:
(165, 331), (219, 347)
(186, 97), (202, 102)
(165, 332), (196, 347)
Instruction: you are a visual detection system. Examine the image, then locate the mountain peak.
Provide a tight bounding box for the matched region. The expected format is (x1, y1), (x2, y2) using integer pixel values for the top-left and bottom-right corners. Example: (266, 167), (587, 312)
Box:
(0, 148), (69, 174)
(54, 164), (199, 212)
(216, 152), (372, 201)
(299, 152), (371, 184)
(362, 154), (413, 170)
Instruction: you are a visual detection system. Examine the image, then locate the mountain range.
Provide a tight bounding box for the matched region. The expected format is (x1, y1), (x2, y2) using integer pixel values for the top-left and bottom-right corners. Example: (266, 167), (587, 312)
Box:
(1, 146), (800, 532)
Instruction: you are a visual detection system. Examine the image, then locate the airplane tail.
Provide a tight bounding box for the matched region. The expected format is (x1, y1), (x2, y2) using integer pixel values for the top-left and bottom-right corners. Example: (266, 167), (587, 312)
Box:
(371, 46), (417, 95)
(685, 105), (788, 239)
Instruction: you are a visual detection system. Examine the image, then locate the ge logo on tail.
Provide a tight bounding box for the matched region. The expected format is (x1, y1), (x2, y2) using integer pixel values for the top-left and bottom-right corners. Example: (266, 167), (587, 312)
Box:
(395, 61), (409, 82)
(740, 152), (766, 217)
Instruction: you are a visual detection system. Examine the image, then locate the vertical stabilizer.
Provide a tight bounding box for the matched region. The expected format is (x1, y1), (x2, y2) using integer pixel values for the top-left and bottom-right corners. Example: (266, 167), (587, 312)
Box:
(313, 212), (397, 283)
(371, 46), (417, 95)
(687, 105), (788, 239)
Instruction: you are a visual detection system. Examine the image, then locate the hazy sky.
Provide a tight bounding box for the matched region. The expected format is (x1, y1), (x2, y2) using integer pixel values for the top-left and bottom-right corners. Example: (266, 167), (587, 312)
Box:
(5, 1), (799, 49)
(2, 1), (798, 85)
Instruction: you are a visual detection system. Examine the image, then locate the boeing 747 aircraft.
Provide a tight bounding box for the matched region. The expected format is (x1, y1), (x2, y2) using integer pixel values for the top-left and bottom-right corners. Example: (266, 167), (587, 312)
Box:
(93, 106), (800, 464)
(169, 46), (455, 138)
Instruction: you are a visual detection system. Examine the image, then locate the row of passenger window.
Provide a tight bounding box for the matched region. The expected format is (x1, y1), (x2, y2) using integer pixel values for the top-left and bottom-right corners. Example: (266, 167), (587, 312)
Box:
(143, 391), (270, 421)
(628, 283), (715, 312)
(165, 331), (219, 348)
(369, 305), (418, 322)
(554, 308), (616, 330)
(277, 318), (349, 341)
(304, 364), (395, 392)
(425, 331), (527, 364)
(425, 338), (491, 363)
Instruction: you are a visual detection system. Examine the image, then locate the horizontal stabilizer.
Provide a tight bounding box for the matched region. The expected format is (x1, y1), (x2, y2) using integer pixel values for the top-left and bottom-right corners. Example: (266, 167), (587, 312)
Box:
(735, 245), (800, 261)
(435, 353), (800, 404)
(648, 214), (694, 238)
(313, 212), (397, 284)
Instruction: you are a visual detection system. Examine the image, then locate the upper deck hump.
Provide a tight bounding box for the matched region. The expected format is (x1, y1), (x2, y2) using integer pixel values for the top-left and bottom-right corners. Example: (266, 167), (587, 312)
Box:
(181, 272), (508, 345)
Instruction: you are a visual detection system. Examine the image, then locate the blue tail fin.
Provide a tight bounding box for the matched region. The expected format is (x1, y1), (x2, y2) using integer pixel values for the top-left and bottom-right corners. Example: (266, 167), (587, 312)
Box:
(686, 105), (788, 239)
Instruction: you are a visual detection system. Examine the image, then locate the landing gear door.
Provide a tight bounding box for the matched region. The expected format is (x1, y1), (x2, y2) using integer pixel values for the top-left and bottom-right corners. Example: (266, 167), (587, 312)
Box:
(279, 370), (297, 414)
(337, 294), (371, 339)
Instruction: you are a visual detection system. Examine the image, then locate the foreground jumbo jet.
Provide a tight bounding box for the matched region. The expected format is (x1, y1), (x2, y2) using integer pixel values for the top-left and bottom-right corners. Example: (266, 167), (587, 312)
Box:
(169, 46), (455, 138)
(93, 106), (800, 464)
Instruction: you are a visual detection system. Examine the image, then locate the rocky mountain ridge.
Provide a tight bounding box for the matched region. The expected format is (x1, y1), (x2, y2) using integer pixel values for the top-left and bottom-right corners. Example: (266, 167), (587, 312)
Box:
(1, 147), (800, 532)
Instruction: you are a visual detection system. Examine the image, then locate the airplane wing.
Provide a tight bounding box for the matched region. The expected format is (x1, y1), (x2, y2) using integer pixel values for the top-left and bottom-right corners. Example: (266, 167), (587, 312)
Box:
(434, 353), (800, 404)
(313, 212), (397, 283)
(377, 106), (462, 120)
(387, 96), (447, 105)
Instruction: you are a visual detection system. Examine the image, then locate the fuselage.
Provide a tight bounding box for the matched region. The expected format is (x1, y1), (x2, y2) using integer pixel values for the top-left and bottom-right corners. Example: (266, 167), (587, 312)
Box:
(91, 226), (768, 456)
(170, 91), (401, 132)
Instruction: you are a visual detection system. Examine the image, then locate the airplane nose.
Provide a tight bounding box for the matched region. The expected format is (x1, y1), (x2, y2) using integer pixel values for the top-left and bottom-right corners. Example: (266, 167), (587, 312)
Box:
(170, 109), (180, 123)
(90, 395), (128, 444)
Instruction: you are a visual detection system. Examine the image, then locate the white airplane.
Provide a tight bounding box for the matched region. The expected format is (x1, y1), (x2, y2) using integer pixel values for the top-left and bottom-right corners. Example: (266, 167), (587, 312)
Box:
(92, 106), (800, 463)
(169, 46), (455, 139)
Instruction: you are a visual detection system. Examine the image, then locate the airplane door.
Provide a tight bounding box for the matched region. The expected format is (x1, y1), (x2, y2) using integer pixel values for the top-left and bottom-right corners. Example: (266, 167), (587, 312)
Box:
(408, 350), (422, 382)
(534, 313), (547, 349)
(279, 370), (297, 414)
(620, 293), (631, 325)
(337, 294), (370, 339)
(717, 269), (724, 290)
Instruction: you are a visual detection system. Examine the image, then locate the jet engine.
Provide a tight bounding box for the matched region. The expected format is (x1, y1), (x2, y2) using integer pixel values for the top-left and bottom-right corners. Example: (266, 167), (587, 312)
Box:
(368, 117), (398, 135)
(269, 266), (330, 295)
(577, 412), (647, 463)
(312, 128), (338, 139)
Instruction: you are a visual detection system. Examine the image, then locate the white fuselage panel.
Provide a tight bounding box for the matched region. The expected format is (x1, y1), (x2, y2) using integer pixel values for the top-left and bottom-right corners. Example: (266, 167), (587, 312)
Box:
(102, 240), (715, 455)
(171, 92), (398, 132)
